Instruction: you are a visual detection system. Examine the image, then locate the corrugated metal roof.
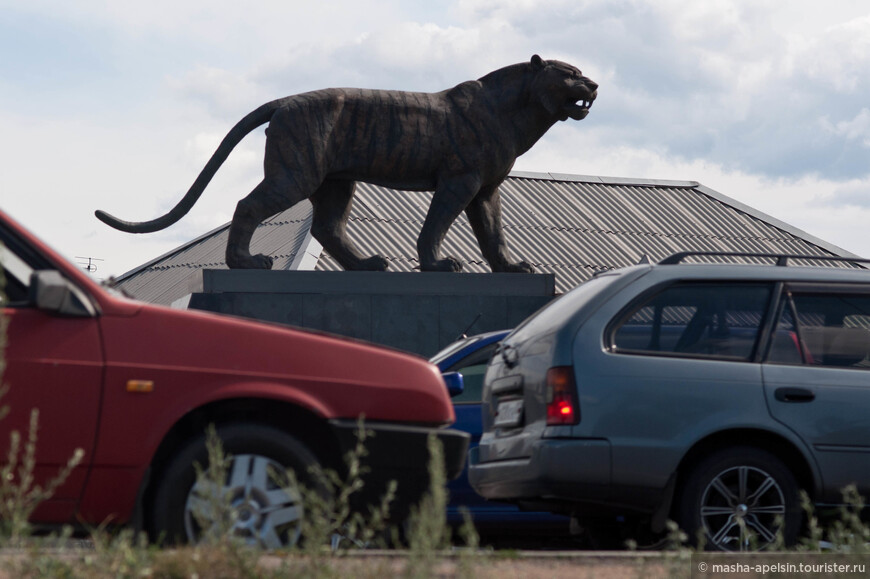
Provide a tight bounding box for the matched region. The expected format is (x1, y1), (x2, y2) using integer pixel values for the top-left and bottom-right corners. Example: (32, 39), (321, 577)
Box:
(115, 172), (861, 305)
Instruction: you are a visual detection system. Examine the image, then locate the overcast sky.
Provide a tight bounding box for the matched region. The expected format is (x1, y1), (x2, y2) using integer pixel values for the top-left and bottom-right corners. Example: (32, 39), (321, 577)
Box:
(2, 1), (869, 278)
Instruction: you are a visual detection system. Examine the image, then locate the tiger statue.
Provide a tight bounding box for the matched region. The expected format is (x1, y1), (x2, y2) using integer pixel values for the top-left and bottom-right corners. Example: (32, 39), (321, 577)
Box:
(96, 55), (597, 272)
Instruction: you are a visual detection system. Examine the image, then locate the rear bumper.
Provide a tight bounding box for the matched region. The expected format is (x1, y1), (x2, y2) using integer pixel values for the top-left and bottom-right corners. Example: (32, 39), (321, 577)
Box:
(469, 438), (612, 507)
(470, 438), (672, 516)
(329, 419), (470, 519)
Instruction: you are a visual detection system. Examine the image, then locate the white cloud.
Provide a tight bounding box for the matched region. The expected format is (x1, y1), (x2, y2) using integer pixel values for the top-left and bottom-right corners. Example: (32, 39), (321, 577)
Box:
(168, 67), (266, 119)
(821, 109), (870, 146)
(823, 180), (870, 209)
(798, 14), (870, 93)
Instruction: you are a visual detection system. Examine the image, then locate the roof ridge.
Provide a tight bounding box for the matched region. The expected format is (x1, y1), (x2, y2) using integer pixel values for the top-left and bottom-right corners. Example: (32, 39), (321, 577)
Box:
(508, 170), (699, 188)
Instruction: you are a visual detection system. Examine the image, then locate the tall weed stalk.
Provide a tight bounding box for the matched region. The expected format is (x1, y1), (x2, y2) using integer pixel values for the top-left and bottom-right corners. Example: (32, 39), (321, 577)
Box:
(291, 417), (396, 558)
(404, 434), (450, 578)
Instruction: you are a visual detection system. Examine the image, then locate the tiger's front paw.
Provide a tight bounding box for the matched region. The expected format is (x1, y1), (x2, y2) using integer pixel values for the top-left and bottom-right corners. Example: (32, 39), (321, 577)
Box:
(421, 256), (464, 272)
(226, 251), (274, 269)
(498, 260), (535, 273)
(359, 255), (390, 271)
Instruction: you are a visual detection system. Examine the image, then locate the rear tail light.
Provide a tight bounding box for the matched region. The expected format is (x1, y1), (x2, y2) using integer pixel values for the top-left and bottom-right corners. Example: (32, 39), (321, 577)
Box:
(546, 366), (578, 425)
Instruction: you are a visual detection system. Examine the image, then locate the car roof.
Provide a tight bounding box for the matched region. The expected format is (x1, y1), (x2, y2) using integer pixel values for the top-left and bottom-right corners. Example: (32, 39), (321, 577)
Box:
(644, 264), (870, 284)
(601, 251), (870, 285)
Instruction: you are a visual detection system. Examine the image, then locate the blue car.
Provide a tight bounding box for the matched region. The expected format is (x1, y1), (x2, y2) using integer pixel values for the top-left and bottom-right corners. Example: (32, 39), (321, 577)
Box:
(431, 330), (569, 532)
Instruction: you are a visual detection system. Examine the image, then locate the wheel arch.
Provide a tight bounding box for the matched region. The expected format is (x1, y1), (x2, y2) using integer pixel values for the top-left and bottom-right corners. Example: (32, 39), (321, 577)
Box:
(670, 428), (818, 517)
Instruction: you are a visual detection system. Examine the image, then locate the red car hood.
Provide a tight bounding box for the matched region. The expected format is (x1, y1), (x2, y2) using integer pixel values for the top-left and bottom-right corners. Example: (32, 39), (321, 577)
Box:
(99, 301), (455, 425)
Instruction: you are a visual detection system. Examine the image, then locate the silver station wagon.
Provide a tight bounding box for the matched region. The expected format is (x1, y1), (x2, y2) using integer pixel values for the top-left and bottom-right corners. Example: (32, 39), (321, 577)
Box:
(469, 252), (870, 551)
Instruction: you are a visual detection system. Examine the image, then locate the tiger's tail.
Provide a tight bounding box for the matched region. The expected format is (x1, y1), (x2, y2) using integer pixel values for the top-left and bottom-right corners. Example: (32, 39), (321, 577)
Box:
(95, 97), (294, 234)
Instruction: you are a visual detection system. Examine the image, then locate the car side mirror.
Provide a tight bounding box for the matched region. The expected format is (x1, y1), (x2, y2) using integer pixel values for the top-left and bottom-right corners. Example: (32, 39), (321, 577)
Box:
(442, 372), (465, 398)
(29, 270), (96, 317)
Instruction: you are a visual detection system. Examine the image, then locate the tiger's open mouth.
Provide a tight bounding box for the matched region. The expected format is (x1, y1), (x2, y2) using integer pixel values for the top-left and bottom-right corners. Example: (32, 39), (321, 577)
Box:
(564, 93), (596, 120)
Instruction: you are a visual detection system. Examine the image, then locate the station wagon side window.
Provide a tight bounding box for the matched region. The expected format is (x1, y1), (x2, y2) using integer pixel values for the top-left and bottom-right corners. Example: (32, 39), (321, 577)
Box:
(768, 288), (870, 369)
(610, 282), (772, 361)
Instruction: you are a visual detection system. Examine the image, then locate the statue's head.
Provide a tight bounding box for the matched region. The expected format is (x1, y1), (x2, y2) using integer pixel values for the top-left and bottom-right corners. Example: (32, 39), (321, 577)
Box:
(529, 55), (598, 121)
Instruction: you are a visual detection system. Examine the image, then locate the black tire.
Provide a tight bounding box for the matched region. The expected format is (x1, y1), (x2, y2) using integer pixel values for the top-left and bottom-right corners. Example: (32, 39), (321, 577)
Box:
(676, 446), (801, 551)
(150, 423), (321, 548)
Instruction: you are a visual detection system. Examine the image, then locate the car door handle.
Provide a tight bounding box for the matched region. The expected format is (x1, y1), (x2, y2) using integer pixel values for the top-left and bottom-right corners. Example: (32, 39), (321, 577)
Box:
(774, 387), (815, 403)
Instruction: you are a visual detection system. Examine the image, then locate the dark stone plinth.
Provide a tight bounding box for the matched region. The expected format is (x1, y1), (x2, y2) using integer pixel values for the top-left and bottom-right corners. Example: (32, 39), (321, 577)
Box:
(187, 271), (556, 357)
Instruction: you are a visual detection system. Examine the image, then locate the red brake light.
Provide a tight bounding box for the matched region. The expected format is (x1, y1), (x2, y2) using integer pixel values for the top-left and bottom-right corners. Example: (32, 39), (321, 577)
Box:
(546, 366), (578, 425)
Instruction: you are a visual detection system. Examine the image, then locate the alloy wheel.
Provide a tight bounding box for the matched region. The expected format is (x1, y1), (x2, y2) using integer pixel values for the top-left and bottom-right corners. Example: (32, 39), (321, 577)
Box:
(699, 465), (786, 551)
(184, 454), (304, 549)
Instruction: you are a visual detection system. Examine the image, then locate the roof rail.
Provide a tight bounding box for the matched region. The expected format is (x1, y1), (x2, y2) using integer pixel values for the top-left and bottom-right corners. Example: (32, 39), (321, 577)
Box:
(659, 251), (870, 267)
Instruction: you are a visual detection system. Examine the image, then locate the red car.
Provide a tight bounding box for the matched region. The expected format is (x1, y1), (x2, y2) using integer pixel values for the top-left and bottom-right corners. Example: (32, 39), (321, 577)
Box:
(0, 208), (468, 547)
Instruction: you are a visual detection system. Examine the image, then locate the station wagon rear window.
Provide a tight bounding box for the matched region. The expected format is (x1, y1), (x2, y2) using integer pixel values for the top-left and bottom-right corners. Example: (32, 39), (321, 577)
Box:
(611, 282), (772, 361)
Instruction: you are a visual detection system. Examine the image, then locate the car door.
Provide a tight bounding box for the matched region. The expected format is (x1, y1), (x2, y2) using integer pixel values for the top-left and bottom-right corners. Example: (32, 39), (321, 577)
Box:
(762, 283), (870, 502)
(1, 229), (102, 521)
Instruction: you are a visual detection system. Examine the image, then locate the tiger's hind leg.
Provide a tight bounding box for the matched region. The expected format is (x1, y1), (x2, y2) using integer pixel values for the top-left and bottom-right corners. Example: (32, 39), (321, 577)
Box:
(227, 122), (326, 269)
(226, 179), (286, 269)
(310, 179), (389, 271)
(226, 169), (317, 269)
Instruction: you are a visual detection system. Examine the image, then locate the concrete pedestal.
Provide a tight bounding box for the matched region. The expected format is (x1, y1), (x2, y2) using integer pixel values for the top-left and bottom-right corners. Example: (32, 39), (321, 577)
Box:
(187, 270), (556, 357)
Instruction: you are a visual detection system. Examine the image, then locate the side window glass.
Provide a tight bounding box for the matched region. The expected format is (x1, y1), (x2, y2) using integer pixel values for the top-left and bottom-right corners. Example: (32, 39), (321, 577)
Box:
(447, 342), (500, 403)
(766, 301), (805, 364)
(612, 283), (771, 361)
(0, 243), (34, 306)
(791, 293), (870, 369)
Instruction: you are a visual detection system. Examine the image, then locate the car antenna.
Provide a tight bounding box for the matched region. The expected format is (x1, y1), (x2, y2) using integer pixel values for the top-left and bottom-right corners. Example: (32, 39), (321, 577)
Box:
(456, 313), (482, 340)
(76, 256), (104, 273)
